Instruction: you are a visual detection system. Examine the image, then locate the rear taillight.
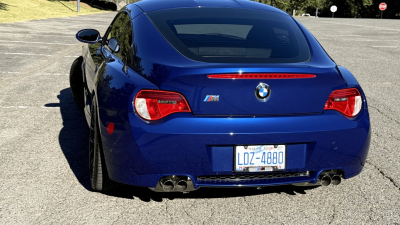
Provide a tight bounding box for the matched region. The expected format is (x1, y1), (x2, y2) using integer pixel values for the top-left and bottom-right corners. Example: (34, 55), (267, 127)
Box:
(134, 90), (191, 120)
(324, 88), (362, 117)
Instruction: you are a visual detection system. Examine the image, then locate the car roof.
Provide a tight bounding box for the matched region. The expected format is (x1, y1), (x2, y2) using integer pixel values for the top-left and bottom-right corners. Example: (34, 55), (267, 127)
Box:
(133, 0), (286, 15)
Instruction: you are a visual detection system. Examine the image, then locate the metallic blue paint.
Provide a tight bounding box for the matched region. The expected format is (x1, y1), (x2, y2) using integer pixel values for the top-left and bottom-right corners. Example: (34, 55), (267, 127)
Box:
(124, 4), (143, 20)
(97, 109), (370, 188)
(77, 0), (371, 190)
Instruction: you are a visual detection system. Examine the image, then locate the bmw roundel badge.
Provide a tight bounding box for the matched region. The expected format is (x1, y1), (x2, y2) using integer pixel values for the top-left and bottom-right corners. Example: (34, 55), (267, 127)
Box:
(255, 83), (271, 101)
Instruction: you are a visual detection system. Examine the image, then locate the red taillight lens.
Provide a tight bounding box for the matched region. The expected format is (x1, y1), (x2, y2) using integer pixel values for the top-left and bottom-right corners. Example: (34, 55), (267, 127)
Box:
(134, 90), (191, 120)
(324, 88), (362, 117)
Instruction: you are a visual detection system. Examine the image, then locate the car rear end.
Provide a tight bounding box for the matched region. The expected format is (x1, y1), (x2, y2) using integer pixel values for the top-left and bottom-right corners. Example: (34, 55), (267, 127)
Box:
(99, 5), (370, 192)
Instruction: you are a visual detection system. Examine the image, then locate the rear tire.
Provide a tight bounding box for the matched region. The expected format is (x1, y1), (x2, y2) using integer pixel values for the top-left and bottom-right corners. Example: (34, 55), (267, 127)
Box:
(89, 100), (115, 192)
(69, 56), (85, 111)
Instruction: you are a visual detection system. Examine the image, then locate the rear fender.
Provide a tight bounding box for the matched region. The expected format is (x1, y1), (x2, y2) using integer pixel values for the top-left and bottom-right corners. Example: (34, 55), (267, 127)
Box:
(95, 60), (158, 112)
(94, 59), (158, 146)
(93, 60), (158, 177)
(337, 66), (368, 110)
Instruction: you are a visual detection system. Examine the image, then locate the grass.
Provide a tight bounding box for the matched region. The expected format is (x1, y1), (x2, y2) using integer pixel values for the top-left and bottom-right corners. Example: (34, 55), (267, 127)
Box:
(0, 0), (110, 23)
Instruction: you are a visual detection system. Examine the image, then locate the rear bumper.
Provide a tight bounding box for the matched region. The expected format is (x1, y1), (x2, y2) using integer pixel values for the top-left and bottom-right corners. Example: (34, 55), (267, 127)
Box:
(98, 108), (370, 189)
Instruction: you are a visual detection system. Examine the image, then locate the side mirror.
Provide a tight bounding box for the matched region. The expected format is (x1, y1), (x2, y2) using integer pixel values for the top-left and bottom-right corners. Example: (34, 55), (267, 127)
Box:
(76, 29), (101, 44)
(107, 38), (120, 53)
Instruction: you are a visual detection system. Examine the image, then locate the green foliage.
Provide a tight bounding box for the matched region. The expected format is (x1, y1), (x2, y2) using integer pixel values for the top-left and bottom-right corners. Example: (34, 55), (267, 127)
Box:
(252, 0), (400, 18)
(0, 3), (9, 11)
(0, 0), (105, 23)
(80, 0), (117, 11)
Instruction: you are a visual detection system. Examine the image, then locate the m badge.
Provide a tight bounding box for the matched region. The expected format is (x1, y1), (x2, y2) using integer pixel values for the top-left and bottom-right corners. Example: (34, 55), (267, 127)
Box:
(204, 95), (219, 102)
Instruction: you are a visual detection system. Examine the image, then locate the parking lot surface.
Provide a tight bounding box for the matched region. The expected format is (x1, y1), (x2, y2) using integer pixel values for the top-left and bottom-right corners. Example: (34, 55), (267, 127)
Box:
(0, 13), (399, 224)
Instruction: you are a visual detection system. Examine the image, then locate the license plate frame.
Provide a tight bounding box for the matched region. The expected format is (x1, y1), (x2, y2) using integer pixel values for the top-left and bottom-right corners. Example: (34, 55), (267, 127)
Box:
(234, 145), (286, 172)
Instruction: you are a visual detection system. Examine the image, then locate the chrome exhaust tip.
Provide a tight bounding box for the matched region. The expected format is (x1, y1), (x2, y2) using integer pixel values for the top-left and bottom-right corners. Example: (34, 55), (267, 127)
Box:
(161, 180), (175, 192)
(319, 174), (332, 186)
(150, 176), (197, 192)
(176, 180), (188, 192)
(331, 175), (341, 185)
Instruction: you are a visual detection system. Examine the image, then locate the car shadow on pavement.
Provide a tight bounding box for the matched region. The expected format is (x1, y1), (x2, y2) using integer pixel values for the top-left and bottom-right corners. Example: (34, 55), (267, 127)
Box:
(53, 88), (318, 199)
(106, 184), (318, 202)
(48, 88), (91, 191)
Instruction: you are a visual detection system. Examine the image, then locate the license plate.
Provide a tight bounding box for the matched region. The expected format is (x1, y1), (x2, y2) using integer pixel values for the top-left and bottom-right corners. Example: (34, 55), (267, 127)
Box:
(235, 145), (286, 172)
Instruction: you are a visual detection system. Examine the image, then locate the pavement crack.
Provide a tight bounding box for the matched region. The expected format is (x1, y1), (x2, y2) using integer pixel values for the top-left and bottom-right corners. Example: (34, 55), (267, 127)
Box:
(165, 200), (173, 224)
(111, 208), (127, 225)
(202, 201), (215, 225)
(328, 204), (337, 224)
(182, 201), (195, 221)
(368, 100), (400, 126)
(366, 160), (400, 191)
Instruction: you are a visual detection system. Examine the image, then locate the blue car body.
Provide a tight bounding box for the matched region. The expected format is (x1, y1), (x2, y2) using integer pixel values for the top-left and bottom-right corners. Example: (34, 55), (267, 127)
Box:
(73, 0), (370, 192)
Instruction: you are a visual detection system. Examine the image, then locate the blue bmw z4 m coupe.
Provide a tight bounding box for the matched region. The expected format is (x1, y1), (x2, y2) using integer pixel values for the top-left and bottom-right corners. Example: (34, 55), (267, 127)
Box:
(70, 0), (371, 193)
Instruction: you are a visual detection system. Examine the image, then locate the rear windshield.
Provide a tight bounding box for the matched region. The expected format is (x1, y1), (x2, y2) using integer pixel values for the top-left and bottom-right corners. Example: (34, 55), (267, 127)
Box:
(147, 8), (310, 63)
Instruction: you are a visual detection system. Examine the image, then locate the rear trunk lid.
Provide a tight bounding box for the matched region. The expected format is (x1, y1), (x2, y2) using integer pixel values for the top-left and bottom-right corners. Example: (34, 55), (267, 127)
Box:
(158, 65), (346, 116)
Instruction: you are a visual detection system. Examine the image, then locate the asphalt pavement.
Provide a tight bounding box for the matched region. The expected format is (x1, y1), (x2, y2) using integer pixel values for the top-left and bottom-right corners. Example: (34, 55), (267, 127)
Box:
(0, 13), (399, 224)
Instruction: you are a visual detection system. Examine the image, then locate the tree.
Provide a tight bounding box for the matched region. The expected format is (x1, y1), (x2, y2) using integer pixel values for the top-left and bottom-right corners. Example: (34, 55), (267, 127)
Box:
(288, 0), (312, 15)
(253, 0), (400, 18)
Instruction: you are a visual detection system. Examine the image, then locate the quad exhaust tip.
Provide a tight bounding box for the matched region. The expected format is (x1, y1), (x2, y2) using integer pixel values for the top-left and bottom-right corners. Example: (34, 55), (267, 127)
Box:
(331, 175), (342, 185)
(157, 172), (343, 192)
(153, 176), (195, 193)
(161, 180), (175, 192)
(318, 171), (342, 186)
(176, 180), (188, 192)
(320, 175), (331, 186)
